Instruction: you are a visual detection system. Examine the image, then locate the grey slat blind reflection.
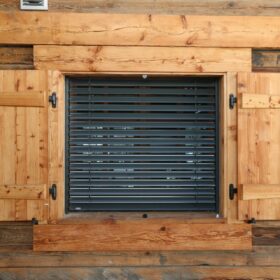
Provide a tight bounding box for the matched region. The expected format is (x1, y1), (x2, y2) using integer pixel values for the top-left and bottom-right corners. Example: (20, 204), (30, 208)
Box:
(66, 76), (219, 211)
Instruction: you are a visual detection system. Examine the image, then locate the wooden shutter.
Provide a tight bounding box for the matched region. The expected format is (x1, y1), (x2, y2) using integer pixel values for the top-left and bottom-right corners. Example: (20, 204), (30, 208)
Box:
(0, 70), (50, 221)
(238, 73), (280, 220)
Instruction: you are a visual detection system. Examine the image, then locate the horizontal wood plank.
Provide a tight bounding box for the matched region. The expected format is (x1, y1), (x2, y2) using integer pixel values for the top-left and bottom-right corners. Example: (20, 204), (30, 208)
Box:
(0, 91), (46, 107)
(33, 222), (252, 251)
(0, 184), (47, 200)
(241, 94), (280, 108)
(241, 184), (280, 200)
(1, 0), (280, 16)
(252, 50), (280, 72)
(34, 46), (251, 73)
(1, 266), (280, 279)
(0, 12), (280, 47)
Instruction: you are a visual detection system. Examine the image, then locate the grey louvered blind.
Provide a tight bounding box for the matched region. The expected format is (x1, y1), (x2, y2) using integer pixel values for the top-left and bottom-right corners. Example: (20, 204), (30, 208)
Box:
(66, 76), (219, 212)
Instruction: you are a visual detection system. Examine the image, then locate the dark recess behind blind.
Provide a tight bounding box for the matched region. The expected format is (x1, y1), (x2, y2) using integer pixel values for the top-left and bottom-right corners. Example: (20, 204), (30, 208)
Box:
(65, 76), (219, 212)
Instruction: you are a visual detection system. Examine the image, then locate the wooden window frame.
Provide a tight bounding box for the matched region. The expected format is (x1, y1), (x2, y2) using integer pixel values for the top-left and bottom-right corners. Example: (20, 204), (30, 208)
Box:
(49, 71), (238, 224)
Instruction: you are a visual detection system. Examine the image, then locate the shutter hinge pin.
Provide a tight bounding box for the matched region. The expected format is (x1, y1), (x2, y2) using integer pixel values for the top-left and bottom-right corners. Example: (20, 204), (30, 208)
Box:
(49, 92), (57, 108)
(31, 217), (38, 225)
(247, 218), (256, 224)
(229, 94), (237, 109)
(229, 184), (238, 200)
(49, 184), (57, 200)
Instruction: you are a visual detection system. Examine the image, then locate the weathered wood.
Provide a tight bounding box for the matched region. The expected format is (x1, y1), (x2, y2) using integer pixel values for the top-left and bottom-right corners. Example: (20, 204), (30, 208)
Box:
(0, 91), (46, 107)
(1, 266), (280, 279)
(253, 50), (280, 72)
(0, 224), (32, 251)
(237, 73), (280, 220)
(0, 184), (46, 200)
(0, 12), (280, 47)
(34, 46), (251, 73)
(0, 70), (49, 221)
(33, 222), (252, 251)
(241, 93), (280, 108)
(1, 0), (280, 16)
(241, 184), (280, 200)
(253, 227), (280, 246)
(0, 46), (33, 70)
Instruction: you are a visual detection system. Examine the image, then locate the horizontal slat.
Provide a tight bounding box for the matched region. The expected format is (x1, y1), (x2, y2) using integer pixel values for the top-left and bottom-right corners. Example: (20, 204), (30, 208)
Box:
(241, 93), (280, 109)
(33, 223), (252, 251)
(240, 184), (280, 200)
(0, 184), (46, 200)
(0, 91), (46, 107)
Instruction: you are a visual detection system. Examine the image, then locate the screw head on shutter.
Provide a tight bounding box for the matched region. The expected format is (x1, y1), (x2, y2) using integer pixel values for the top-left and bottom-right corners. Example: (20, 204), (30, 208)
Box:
(229, 184), (238, 200)
(229, 94), (237, 109)
(49, 184), (57, 200)
(49, 92), (57, 108)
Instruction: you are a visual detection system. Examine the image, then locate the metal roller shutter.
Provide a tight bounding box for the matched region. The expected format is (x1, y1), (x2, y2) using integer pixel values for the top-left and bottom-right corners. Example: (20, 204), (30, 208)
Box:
(66, 76), (219, 212)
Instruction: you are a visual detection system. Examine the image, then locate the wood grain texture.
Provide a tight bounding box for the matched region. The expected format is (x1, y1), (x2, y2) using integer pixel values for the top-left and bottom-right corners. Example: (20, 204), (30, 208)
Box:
(237, 73), (280, 220)
(253, 50), (280, 72)
(34, 45), (251, 73)
(0, 12), (280, 47)
(0, 46), (33, 70)
(0, 70), (49, 221)
(1, 266), (280, 280)
(241, 93), (280, 108)
(0, 184), (46, 200)
(0, 91), (45, 107)
(241, 184), (280, 200)
(33, 222), (252, 251)
(48, 71), (65, 221)
(1, 0), (280, 16)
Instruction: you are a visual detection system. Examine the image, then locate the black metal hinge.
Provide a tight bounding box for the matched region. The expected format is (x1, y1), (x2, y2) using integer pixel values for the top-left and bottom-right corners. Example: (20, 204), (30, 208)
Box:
(229, 184), (238, 200)
(229, 94), (237, 109)
(49, 184), (57, 200)
(49, 92), (57, 108)
(31, 217), (38, 225)
(247, 218), (256, 224)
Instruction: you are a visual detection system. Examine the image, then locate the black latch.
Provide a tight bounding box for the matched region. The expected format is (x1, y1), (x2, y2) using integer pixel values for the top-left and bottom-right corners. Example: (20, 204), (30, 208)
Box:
(49, 92), (57, 108)
(247, 218), (256, 224)
(49, 184), (57, 200)
(31, 217), (38, 225)
(229, 94), (237, 109)
(229, 184), (238, 200)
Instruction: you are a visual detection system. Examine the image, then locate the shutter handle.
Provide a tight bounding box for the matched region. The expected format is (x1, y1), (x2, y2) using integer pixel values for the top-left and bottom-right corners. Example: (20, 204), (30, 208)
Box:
(49, 92), (57, 108)
(229, 184), (238, 200)
(49, 184), (57, 200)
(229, 94), (237, 109)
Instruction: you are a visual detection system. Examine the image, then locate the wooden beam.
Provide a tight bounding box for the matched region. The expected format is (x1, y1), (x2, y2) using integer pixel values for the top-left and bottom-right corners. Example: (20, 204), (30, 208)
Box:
(1, 0), (280, 16)
(253, 50), (280, 72)
(33, 222), (252, 251)
(0, 185), (47, 200)
(0, 91), (46, 107)
(0, 46), (33, 70)
(241, 94), (280, 108)
(0, 12), (280, 47)
(240, 184), (280, 200)
(34, 46), (251, 73)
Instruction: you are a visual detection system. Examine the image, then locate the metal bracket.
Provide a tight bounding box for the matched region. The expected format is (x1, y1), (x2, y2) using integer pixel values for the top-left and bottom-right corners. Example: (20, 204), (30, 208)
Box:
(49, 184), (57, 200)
(247, 218), (256, 224)
(229, 94), (237, 109)
(31, 217), (38, 225)
(229, 184), (238, 200)
(49, 92), (57, 108)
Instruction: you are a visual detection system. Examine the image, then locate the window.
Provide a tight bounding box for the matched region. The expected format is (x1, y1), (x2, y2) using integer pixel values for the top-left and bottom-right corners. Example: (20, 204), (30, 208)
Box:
(66, 76), (219, 212)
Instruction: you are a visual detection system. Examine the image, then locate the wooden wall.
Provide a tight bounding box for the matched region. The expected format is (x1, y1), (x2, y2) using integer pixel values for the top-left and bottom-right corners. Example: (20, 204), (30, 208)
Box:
(0, 0), (280, 15)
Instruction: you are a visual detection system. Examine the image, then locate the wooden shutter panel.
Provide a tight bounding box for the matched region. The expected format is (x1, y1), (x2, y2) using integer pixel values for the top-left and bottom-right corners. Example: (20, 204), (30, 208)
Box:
(0, 70), (49, 221)
(237, 72), (280, 220)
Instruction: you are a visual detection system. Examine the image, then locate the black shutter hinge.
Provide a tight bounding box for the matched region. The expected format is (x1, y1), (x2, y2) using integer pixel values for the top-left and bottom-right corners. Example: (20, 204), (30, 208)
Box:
(229, 184), (238, 200)
(49, 184), (57, 200)
(31, 217), (38, 225)
(49, 92), (57, 108)
(229, 94), (237, 109)
(247, 218), (256, 224)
